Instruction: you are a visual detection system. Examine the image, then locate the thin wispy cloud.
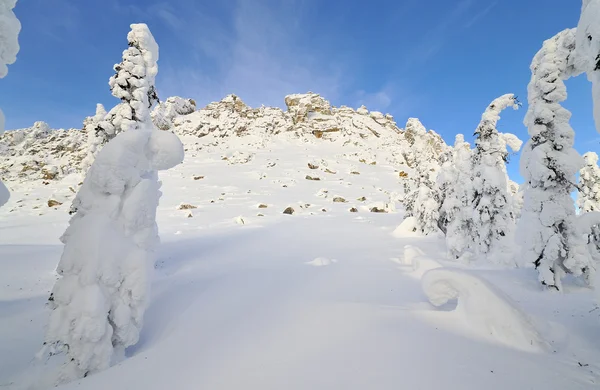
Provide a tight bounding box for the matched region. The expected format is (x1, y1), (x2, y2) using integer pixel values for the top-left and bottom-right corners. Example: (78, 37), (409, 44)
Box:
(405, 0), (474, 66)
(464, 2), (498, 28)
(29, 0), (80, 41)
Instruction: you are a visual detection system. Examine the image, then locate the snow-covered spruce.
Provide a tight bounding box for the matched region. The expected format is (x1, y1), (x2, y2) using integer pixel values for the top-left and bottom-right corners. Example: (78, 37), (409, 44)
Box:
(94, 24), (160, 144)
(402, 118), (445, 235)
(578, 151), (600, 263)
(42, 24), (184, 383)
(518, 29), (594, 290)
(575, 0), (600, 132)
(0, 0), (21, 207)
(470, 94), (522, 264)
(438, 134), (474, 261)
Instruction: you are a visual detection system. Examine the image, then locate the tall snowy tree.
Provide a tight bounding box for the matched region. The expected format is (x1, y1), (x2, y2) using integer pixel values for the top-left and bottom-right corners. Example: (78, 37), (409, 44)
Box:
(439, 134), (474, 261)
(470, 94), (522, 264)
(95, 24), (160, 143)
(578, 151), (600, 263)
(518, 29), (593, 290)
(0, 0), (20, 207)
(42, 24), (184, 384)
(402, 118), (444, 235)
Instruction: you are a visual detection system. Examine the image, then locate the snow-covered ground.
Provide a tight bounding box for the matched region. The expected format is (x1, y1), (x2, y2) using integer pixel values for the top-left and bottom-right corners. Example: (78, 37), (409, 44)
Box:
(1, 134), (600, 389)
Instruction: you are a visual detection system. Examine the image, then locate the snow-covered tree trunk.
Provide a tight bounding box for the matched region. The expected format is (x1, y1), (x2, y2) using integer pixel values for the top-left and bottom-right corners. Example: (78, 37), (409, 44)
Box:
(518, 29), (594, 290)
(439, 134), (474, 260)
(470, 94), (522, 264)
(0, 0), (21, 208)
(42, 24), (184, 384)
(578, 151), (600, 263)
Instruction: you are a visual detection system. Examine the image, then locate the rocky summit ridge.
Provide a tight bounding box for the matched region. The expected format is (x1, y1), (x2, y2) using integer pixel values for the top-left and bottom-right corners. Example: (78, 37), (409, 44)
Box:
(0, 92), (447, 185)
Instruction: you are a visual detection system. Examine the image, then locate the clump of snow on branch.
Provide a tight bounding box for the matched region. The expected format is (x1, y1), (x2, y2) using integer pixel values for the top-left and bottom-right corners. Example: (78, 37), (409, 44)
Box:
(575, 0), (600, 132)
(518, 29), (594, 290)
(422, 268), (547, 352)
(0, 0), (20, 81)
(0, 0), (21, 207)
(470, 94), (522, 265)
(42, 23), (184, 384)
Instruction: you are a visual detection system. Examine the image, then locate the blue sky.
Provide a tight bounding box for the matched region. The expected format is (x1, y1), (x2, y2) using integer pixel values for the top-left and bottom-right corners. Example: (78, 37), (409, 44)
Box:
(1, 0), (598, 181)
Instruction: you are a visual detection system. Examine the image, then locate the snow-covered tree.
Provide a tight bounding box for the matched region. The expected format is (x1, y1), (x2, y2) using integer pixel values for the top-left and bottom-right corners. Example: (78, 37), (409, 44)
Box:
(42, 24), (184, 384)
(470, 94), (522, 263)
(578, 151), (600, 262)
(439, 134), (474, 260)
(402, 118), (444, 235)
(0, 0), (20, 207)
(80, 104), (107, 173)
(95, 24), (160, 142)
(575, 0), (600, 133)
(518, 29), (594, 290)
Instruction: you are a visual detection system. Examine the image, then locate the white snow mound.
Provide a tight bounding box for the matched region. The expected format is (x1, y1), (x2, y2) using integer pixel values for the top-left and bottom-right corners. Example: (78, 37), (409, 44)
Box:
(422, 268), (547, 352)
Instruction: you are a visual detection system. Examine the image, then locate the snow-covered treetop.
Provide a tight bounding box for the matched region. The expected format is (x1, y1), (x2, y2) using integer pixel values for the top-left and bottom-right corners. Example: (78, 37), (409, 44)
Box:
(474, 94), (522, 163)
(108, 23), (160, 129)
(584, 150), (599, 165)
(475, 94), (519, 134)
(0, 0), (20, 79)
(524, 29), (578, 153)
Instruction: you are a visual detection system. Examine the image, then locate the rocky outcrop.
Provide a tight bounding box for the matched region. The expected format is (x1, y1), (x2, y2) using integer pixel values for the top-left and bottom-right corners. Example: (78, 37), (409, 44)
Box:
(0, 92), (449, 185)
(0, 121), (86, 183)
(152, 96), (196, 130)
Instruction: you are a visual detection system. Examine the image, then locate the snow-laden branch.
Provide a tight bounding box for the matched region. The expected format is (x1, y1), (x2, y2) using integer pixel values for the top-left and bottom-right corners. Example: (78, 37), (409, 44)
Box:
(575, 0), (600, 132)
(0, 0), (20, 80)
(0, 0), (21, 207)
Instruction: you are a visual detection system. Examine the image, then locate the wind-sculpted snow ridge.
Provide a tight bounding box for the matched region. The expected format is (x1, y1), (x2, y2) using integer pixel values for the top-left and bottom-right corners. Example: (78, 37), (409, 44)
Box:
(422, 268), (547, 352)
(0, 92), (449, 186)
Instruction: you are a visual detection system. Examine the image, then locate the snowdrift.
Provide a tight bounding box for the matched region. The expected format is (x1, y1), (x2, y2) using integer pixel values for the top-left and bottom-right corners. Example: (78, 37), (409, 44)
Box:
(422, 268), (547, 352)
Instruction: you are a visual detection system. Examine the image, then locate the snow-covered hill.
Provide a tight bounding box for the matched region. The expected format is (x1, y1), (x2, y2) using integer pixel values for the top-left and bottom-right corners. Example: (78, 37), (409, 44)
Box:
(1, 93), (599, 389)
(1, 93), (443, 180)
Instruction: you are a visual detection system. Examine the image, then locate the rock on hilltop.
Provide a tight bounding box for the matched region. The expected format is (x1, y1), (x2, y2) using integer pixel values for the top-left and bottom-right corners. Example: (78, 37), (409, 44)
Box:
(0, 92), (447, 184)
